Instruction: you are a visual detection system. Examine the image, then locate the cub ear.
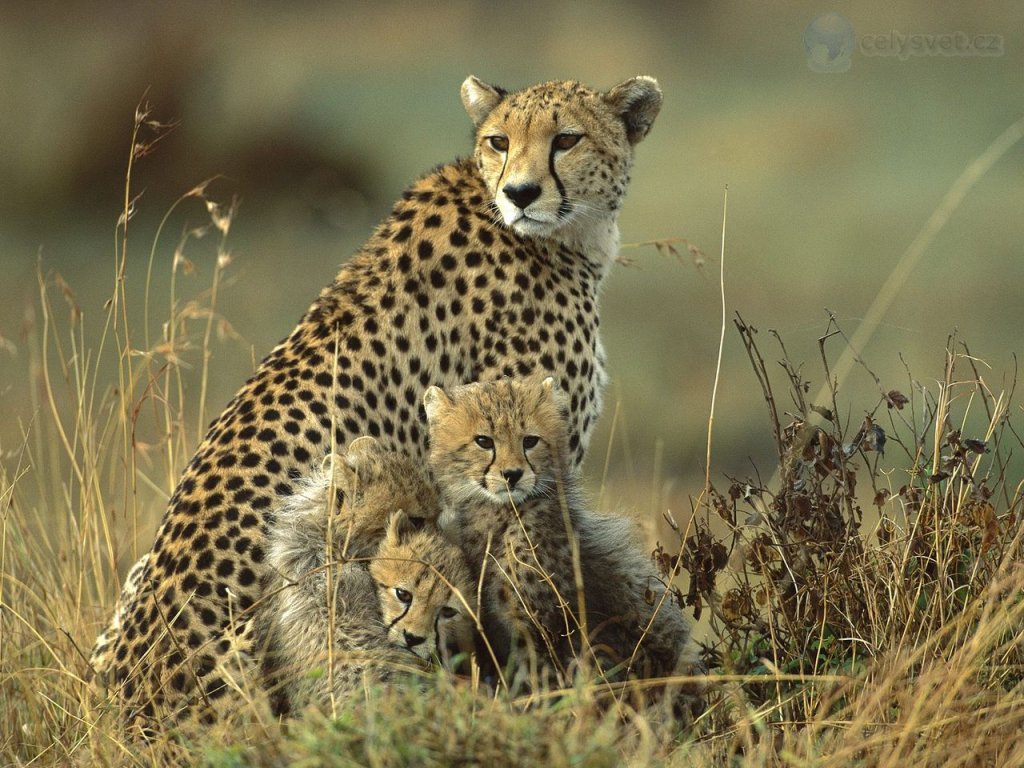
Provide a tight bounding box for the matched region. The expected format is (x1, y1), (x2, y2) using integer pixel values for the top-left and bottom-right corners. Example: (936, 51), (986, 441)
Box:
(604, 76), (662, 145)
(324, 451), (357, 500)
(461, 76), (506, 127)
(423, 385), (454, 426)
(343, 435), (382, 469)
(540, 376), (571, 420)
(385, 509), (414, 546)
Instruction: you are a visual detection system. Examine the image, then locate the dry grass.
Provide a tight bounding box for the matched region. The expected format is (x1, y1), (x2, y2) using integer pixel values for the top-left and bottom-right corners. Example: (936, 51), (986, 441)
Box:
(3, 104), (1024, 767)
(671, 316), (1024, 766)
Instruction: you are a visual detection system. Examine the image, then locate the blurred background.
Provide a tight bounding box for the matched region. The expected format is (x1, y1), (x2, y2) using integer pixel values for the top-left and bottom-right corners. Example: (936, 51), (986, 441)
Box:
(1, 1), (1021, 532)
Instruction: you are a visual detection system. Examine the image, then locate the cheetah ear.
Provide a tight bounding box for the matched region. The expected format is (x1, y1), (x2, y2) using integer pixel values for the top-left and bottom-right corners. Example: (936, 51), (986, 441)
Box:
(604, 76), (662, 145)
(385, 510), (414, 546)
(423, 386), (454, 426)
(343, 436), (382, 469)
(462, 76), (506, 127)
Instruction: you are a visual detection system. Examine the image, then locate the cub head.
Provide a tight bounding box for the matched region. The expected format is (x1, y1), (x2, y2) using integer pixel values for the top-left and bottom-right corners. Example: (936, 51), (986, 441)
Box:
(268, 436), (442, 578)
(369, 511), (473, 664)
(462, 75), (661, 241)
(423, 377), (570, 506)
(333, 436), (442, 547)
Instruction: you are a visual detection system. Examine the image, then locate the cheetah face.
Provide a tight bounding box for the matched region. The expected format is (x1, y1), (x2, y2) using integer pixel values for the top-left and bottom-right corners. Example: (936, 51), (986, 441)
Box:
(375, 576), (467, 663)
(462, 76), (662, 241)
(424, 377), (570, 507)
(461, 429), (543, 506)
(370, 513), (473, 663)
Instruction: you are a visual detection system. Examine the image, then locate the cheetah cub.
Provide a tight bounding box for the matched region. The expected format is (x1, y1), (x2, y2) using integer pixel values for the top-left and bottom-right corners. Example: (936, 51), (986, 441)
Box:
(271, 435), (442, 561)
(260, 437), (473, 711)
(424, 378), (690, 687)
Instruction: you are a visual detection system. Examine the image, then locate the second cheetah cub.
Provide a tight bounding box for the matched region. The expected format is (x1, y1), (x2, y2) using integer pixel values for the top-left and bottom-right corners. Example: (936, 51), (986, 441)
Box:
(259, 437), (473, 711)
(424, 378), (690, 688)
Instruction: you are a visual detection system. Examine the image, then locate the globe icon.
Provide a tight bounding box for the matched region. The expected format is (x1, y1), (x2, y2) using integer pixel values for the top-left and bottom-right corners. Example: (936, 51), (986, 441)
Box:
(804, 13), (855, 72)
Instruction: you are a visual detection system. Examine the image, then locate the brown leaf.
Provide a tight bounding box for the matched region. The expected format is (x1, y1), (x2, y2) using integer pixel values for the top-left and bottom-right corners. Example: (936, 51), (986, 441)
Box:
(721, 589), (748, 622)
(972, 501), (996, 527)
(886, 390), (909, 410)
(711, 542), (728, 570)
(811, 404), (834, 422)
(860, 421), (886, 456)
(877, 517), (894, 545)
(973, 502), (999, 554)
(792, 494), (812, 518)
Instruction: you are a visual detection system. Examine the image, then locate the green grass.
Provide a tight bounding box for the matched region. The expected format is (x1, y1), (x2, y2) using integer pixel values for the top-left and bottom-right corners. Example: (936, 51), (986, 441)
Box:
(3, 102), (1024, 767)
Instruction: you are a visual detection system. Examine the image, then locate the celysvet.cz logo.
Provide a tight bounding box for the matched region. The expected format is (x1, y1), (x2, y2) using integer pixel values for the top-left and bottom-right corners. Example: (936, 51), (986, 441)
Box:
(804, 13), (1005, 72)
(804, 13), (856, 72)
(861, 30), (1004, 60)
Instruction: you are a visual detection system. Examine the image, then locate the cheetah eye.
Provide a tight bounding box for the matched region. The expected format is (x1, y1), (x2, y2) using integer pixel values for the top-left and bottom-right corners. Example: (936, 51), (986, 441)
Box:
(487, 135), (509, 152)
(474, 435), (494, 450)
(522, 435), (540, 450)
(394, 587), (412, 605)
(439, 606), (458, 620)
(553, 133), (582, 151)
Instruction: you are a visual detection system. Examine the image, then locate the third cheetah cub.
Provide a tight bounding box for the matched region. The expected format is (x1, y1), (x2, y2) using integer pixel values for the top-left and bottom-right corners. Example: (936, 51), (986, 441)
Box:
(260, 437), (473, 711)
(271, 435), (443, 562)
(424, 378), (690, 688)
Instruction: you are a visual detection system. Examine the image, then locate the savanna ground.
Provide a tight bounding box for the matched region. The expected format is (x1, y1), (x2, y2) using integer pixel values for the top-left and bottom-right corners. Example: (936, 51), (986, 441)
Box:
(3, 3), (1024, 765)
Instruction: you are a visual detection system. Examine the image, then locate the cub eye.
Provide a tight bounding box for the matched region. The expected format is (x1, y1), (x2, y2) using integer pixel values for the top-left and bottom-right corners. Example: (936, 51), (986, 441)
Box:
(553, 133), (582, 151)
(439, 606), (458, 620)
(522, 435), (540, 450)
(394, 587), (412, 605)
(474, 435), (494, 450)
(487, 135), (509, 152)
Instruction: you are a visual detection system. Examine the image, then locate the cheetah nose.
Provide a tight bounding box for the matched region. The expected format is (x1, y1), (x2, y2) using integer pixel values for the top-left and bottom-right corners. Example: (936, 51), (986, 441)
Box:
(502, 468), (524, 489)
(503, 182), (542, 210)
(403, 630), (426, 649)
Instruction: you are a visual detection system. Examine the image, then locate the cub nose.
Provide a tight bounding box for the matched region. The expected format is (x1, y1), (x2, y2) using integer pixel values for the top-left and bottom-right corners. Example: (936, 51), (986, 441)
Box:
(403, 630), (426, 649)
(502, 468), (524, 489)
(503, 183), (542, 210)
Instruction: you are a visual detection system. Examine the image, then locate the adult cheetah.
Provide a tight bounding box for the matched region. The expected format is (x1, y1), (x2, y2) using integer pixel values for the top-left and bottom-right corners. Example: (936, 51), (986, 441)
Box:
(90, 74), (662, 726)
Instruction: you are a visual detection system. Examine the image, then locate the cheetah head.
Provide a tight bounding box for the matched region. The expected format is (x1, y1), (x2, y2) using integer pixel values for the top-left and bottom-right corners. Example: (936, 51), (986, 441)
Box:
(462, 75), (662, 242)
(370, 511), (473, 664)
